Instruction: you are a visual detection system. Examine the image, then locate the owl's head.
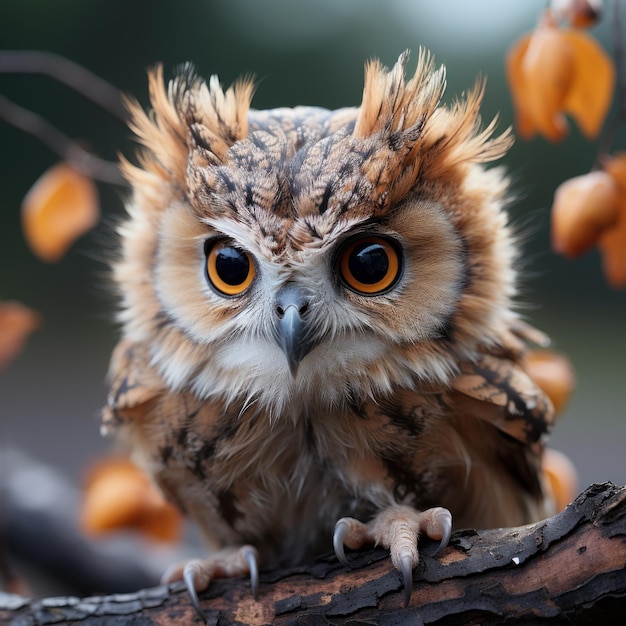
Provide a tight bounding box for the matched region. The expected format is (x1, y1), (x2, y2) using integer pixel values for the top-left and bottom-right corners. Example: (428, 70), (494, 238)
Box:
(116, 51), (515, 416)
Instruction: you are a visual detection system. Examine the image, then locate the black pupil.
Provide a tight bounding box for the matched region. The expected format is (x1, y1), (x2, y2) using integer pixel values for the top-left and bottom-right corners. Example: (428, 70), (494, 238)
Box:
(215, 247), (249, 285)
(348, 242), (389, 284)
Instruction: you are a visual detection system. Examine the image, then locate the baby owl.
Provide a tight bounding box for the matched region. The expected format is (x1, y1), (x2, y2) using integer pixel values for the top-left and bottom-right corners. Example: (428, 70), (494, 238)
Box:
(102, 51), (563, 613)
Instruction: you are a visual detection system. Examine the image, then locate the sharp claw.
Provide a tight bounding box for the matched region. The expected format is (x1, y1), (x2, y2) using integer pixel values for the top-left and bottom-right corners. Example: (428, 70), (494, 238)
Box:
(242, 546), (260, 600)
(333, 519), (352, 568)
(433, 509), (453, 556)
(183, 562), (206, 622)
(400, 554), (414, 607)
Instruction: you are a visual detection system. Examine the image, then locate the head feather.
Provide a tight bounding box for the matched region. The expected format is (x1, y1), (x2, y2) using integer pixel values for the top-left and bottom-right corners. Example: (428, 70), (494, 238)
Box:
(351, 50), (513, 212)
(121, 64), (255, 190)
(354, 49), (445, 141)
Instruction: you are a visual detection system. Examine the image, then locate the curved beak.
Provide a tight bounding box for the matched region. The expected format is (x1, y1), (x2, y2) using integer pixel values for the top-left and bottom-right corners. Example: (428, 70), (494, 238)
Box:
(274, 285), (315, 377)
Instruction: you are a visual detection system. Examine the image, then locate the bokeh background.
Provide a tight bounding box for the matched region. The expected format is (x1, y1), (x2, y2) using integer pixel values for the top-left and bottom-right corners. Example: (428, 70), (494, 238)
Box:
(1, 0), (625, 530)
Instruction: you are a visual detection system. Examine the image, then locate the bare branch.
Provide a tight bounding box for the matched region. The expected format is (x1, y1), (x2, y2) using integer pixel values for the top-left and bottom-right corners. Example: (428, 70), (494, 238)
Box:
(0, 50), (127, 123)
(0, 95), (127, 186)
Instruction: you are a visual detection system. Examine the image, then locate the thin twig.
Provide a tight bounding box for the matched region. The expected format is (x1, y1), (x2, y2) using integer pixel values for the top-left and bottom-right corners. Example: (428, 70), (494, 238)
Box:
(0, 51), (127, 123)
(0, 94), (127, 186)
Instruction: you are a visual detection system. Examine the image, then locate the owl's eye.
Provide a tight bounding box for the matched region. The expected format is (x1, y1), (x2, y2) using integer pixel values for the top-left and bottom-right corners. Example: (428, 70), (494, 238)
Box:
(205, 240), (256, 296)
(339, 236), (401, 294)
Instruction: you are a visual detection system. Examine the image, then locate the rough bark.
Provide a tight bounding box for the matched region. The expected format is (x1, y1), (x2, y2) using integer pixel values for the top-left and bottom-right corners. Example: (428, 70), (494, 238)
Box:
(1, 482), (625, 625)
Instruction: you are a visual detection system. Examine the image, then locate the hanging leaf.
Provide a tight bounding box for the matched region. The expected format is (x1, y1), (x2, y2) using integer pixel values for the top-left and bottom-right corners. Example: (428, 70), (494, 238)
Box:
(521, 23), (575, 141)
(561, 29), (615, 139)
(524, 349), (576, 415)
(21, 163), (100, 263)
(81, 457), (183, 543)
(598, 197), (626, 288)
(597, 154), (626, 288)
(551, 171), (619, 258)
(0, 301), (41, 372)
(506, 17), (614, 142)
(542, 448), (578, 512)
(506, 34), (538, 140)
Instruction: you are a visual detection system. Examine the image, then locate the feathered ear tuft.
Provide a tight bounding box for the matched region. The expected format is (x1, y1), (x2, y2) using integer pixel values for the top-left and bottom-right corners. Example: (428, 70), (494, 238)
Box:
(121, 64), (255, 191)
(424, 79), (514, 175)
(353, 50), (513, 211)
(354, 49), (446, 143)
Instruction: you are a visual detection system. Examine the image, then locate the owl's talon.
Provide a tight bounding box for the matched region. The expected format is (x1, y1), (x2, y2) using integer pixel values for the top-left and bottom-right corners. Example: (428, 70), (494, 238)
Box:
(242, 545), (260, 599)
(400, 554), (414, 606)
(333, 518), (352, 567)
(333, 506), (452, 605)
(432, 508), (453, 555)
(333, 517), (370, 568)
(162, 545), (261, 618)
(182, 561), (206, 622)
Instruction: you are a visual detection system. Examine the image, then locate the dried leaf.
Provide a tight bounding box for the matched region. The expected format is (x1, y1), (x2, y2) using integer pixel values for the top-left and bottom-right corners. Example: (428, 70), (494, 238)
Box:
(506, 34), (538, 139)
(524, 350), (576, 415)
(81, 457), (182, 543)
(561, 29), (615, 139)
(21, 163), (99, 263)
(0, 301), (41, 371)
(542, 447), (578, 512)
(521, 24), (574, 141)
(551, 171), (619, 257)
(598, 154), (626, 288)
(506, 16), (613, 142)
(598, 198), (626, 288)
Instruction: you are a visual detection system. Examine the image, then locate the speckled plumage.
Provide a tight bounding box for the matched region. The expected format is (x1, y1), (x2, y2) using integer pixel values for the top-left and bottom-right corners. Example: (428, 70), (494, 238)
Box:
(103, 51), (558, 604)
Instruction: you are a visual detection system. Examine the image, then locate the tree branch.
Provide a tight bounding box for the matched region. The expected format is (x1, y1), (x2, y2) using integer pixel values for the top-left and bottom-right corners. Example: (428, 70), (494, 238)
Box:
(0, 95), (126, 186)
(1, 482), (625, 625)
(0, 50), (128, 186)
(0, 50), (127, 122)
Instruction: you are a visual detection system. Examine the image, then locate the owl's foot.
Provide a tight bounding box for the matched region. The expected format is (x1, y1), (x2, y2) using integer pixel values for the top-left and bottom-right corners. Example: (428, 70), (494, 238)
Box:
(333, 505), (452, 606)
(162, 545), (259, 620)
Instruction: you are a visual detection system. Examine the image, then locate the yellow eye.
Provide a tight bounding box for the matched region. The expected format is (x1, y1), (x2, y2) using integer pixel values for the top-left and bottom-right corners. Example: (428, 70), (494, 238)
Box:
(339, 236), (401, 294)
(205, 240), (255, 296)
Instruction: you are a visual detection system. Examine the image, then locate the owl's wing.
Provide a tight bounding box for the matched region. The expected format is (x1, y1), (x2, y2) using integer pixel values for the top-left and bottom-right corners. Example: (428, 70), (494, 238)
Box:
(449, 351), (554, 499)
(451, 353), (554, 446)
(101, 339), (165, 435)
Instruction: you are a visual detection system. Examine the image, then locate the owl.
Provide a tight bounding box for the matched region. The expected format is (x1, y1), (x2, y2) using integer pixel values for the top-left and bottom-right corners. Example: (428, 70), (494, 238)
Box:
(102, 51), (563, 615)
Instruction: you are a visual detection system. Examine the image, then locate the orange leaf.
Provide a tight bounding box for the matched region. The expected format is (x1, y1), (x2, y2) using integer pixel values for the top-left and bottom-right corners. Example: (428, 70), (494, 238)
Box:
(542, 448), (578, 512)
(521, 24), (574, 142)
(0, 301), (41, 371)
(561, 29), (615, 139)
(506, 34), (538, 140)
(21, 163), (99, 263)
(81, 457), (182, 543)
(598, 154), (626, 288)
(551, 171), (619, 257)
(525, 350), (576, 415)
(598, 198), (626, 288)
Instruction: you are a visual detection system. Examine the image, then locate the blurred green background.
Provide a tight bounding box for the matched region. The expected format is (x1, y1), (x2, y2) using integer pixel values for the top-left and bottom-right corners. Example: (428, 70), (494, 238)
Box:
(1, 0), (624, 498)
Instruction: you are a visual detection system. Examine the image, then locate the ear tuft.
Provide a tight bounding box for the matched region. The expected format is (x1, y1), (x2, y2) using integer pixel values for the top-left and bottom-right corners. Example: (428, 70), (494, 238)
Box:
(353, 50), (513, 211)
(354, 49), (446, 143)
(122, 64), (255, 190)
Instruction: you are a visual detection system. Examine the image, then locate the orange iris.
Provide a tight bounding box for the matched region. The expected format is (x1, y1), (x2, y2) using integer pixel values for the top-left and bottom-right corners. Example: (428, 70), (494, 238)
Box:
(206, 239), (256, 296)
(339, 236), (401, 295)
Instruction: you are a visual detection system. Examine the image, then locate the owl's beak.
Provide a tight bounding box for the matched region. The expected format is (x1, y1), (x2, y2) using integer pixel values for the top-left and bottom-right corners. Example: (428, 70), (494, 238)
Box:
(274, 286), (315, 377)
